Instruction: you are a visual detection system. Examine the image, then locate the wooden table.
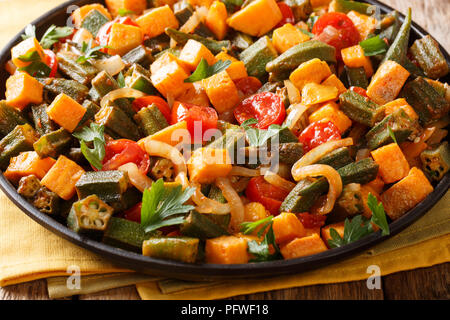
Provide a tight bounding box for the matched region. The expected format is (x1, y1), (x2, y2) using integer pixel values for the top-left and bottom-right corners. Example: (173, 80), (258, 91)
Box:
(1, 0), (449, 300)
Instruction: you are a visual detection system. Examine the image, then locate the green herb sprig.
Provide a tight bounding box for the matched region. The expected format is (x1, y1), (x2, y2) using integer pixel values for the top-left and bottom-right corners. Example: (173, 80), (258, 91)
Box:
(22, 24), (73, 49)
(184, 58), (231, 83)
(240, 118), (289, 147)
(360, 35), (389, 56)
(77, 40), (109, 64)
(17, 51), (51, 77)
(73, 123), (106, 170)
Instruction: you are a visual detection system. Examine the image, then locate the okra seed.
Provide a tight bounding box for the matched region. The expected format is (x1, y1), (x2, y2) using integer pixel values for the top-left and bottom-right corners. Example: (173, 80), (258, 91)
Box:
(94, 219), (104, 227)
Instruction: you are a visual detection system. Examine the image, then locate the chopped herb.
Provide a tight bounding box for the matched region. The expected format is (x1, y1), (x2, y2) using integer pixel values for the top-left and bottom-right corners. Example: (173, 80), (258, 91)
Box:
(117, 71), (125, 88)
(17, 51), (51, 77)
(367, 193), (390, 236)
(77, 40), (108, 64)
(360, 35), (389, 56)
(73, 123), (106, 170)
(118, 8), (135, 16)
(240, 215), (273, 236)
(140, 179), (196, 233)
(184, 58), (231, 83)
(21, 24), (36, 40)
(241, 118), (287, 147)
(40, 25), (73, 49)
(388, 126), (398, 144)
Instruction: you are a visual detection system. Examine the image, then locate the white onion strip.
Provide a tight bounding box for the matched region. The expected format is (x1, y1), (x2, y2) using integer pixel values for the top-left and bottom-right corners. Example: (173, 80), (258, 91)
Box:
(100, 88), (146, 109)
(91, 55), (125, 76)
(293, 164), (343, 215)
(216, 177), (244, 231)
(230, 166), (260, 177)
(264, 170), (296, 192)
(292, 138), (353, 181)
(142, 139), (187, 175)
(191, 182), (231, 214)
(118, 163), (153, 193)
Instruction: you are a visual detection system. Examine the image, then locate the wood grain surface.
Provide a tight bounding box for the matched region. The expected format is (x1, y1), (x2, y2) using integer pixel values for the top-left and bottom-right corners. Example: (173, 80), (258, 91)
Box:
(0, 0), (449, 300)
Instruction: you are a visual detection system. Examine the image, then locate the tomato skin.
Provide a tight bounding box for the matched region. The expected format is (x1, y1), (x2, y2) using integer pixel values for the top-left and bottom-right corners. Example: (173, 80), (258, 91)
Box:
(312, 12), (360, 60)
(102, 139), (151, 174)
(96, 17), (139, 50)
(275, 2), (295, 28)
(234, 76), (262, 97)
(349, 86), (368, 97)
(171, 101), (218, 143)
(234, 92), (286, 129)
(298, 120), (341, 152)
(297, 212), (327, 228)
(122, 202), (142, 223)
(43, 49), (58, 78)
(132, 96), (172, 123)
(246, 176), (290, 215)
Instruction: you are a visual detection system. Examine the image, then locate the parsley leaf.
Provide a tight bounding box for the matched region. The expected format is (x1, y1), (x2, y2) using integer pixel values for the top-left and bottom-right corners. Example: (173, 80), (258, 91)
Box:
(17, 51), (51, 77)
(388, 126), (398, 144)
(140, 179), (196, 233)
(73, 123), (106, 170)
(240, 118), (287, 147)
(240, 215), (273, 236)
(117, 71), (125, 88)
(184, 58), (231, 83)
(367, 193), (390, 236)
(40, 25), (73, 49)
(360, 35), (389, 56)
(77, 40), (108, 64)
(21, 24), (36, 40)
(118, 8), (135, 16)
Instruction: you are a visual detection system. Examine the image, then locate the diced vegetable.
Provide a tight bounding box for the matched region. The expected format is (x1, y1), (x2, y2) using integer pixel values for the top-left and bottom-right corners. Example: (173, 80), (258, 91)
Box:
(136, 5), (179, 38)
(143, 237), (199, 263)
(107, 23), (143, 56)
(309, 101), (352, 133)
(41, 155), (85, 200)
(410, 35), (449, 79)
(0, 124), (38, 169)
(165, 28), (232, 55)
(202, 70), (240, 113)
(17, 174), (41, 198)
(11, 37), (45, 69)
(151, 60), (191, 98)
(371, 143), (410, 184)
(420, 142), (450, 181)
(335, 183), (363, 216)
(289, 58), (332, 91)
(4, 151), (55, 184)
(105, 0), (146, 17)
(180, 210), (229, 239)
(226, 0), (282, 37)
(33, 128), (72, 159)
(343, 66), (368, 89)
(321, 74), (347, 95)
(179, 39), (216, 71)
(0, 101), (28, 137)
(187, 148), (232, 184)
(205, 235), (249, 264)
(301, 83), (338, 105)
(339, 89), (384, 126)
(239, 36), (278, 81)
(81, 9), (110, 37)
(381, 167), (433, 220)
(72, 4), (111, 27)
(321, 221), (345, 247)
(5, 72), (43, 110)
(46, 93), (86, 133)
(272, 212), (306, 245)
(138, 121), (188, 147)
(383, 98), (418, 121)
(32, 186), (60, 215)
(341, 44), (373, 77)
(38, 78), (89, 104)
(280, 233), (327, 259)
(273, 23), (310, 54)
(284, 0), (312, 21)
(75, 170), (129, 204)
(205, 1), (228, 40)
(346, 10), (376, 41)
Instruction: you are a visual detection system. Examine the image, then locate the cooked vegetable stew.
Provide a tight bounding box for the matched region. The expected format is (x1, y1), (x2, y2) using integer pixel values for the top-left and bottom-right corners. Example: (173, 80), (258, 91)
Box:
(1, 0), (449, 264)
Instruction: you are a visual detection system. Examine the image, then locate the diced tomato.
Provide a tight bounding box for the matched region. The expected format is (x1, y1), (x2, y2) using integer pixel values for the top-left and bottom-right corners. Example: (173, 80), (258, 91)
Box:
(43, 49), (58, 78)
(297, 212), (327, 228)
(349, 86), (368, 97)
(312, 12), (360, 60)
(132, 95), (172, 123)
(275, 2), (295, 28)
(234, 76), (262, 97)
(101, 139), (151, 174)
(245, 176), (290, 215)
(171, 101), (218, 143)
(96, 16), (139, 50)
(298, 120), (341, 152)
(166, 230), (181, 237)
(234, 92), (286, 129)
(121, 202), (142, 223)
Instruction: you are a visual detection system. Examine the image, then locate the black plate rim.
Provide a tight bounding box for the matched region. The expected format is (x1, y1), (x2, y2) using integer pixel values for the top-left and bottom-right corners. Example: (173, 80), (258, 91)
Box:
(0, 0), (448, 280)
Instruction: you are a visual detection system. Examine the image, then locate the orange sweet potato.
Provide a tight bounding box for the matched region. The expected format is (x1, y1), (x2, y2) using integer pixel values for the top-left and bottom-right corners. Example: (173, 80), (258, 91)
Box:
(205, 1), (228, 40)
(187, 148), (232, 184)
(272, 212), (306, 245)
(4, 151), (55, 184)
(205, 236), (249, 264)
(72, 4), (111, 27)
(341, 44), (373, 77)
(371, 143), (410, 184)
(280, 233), (328, 259)
(321, 221), (345, 247)
(308, 101), (352, 133)
(46, 93), (86, 133)
(202, 70), (240, 113)
(5, 72), (43, 110)
(178, 39), (216, 71)
(136, 5), (178, 38)
(105, 0), (146, 17)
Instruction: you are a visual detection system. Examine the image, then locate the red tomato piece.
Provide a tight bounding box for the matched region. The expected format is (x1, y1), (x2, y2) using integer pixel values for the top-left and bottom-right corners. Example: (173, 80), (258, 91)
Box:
(275, 2), (295, 28)
(102, 139), (151, 174)
(312, 12), (360, 60)
(246, 176), (290, 215)
(132, 95), (172, 123)
(234, 92), (286, 129)
(298, 120), (341, 152)
(171, 101), (218, 143)
(96, 16), (139, 50)
(121, 202), (142, 223)
(349, 86), (368, 97)
(297, 212), (327, 228)
(234, 76), (262, 97)
(43, 49), (58, 78)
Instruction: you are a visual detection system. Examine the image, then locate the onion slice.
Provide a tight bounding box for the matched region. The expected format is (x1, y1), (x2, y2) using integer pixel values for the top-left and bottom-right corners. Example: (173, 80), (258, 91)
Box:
(118, 163), (153, 193)
(230, 166), (260, 177)
(264, 170), (296, 192)
(292, 138), (353, 181)
(293, 164), (343, 215)
(191, 181), (231, 214)
(216, 177), (245, 231)
(284, 80), (301, 104)
(100, 88), (146, 109)
(91, 55), (125, 76)
(142, 139), (187, 175)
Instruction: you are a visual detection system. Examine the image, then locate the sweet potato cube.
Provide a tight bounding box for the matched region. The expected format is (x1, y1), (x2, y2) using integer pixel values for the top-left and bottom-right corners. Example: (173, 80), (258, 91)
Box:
(273, 212), (306, 245)
(188, 0), (214, 7)
(178, 39), (216, 71)
(151, 60), (191, 98)
(4, 151), (55, 184)
(187, 148), (232, 184)
(136, 5), (179, 38)
(365, 175), (385, 194)
(202, 70), (240, 113)
(107, 23), (143, 56)
(175, 83), (210, 107)
(341, 44), (373, 77)
(215, 51), (238, 62)
(41, 155), (85, 200)
(321, 74), (347, 95)
(301, 83), (338, 105)
(360, 185), (382, 219)
(205, 236), (249, 264)
(227, 0), (282, 37)
(150, 52), (190, 74)
(367, 60), (410, 105)
(273, 23), (310, 54)
(5, 72), (43, 110)
(139, 121), (189, 147)
(105, 0), (147, 17)
(347, 10), (377, 41)
(371, 143), (410, 184)
(289, 58), (332, 91)
(321, 222), (345, 248)
(304, 227), (321, 236)
(308, 101), (352, 133)
(11, 37), (46, 69)
(47, 93), (86, 133)
(280, 233), (328, 259)
(383, 98), (418, 121)
(205, 1), (228, 40)
(225, 61), (248, 80)
(381, 167), (433, 220)
(72, 4), (111, 27)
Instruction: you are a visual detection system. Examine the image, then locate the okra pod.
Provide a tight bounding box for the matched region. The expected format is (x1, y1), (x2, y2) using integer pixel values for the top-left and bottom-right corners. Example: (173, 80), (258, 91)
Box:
(339, 90), (385, 126)
(142, 237), (199, 263)
(17, 174), (41, 198)
(124, 64), (158, 95)
(239, 36), (278, 81)
(180, 210), (229, 239)
(31, 104), (57, 136)
(165, 28), (232, 54)
(0, 101), (28, 137)
(33, 128), (73, 158)
(95, 106), (141, 141)
(381, 8), (411, 66)
(0, 124), (38, 169)
(134, 104), (169, 136)
(57, 51), (99, 85)
(32, 186), (60, 215)
(81, 9), (110, 37)
(409, 35), (449, 79)
(122, 45), (154, 69)
(344, 66), (368, 89)
(420, 141), (450, 181)
(103, 217), (152, 253)
(38, 77), (89, 103)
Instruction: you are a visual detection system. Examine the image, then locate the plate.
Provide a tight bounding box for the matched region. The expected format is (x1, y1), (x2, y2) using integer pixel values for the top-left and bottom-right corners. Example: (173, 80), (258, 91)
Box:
(0, 0), (448, 280)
